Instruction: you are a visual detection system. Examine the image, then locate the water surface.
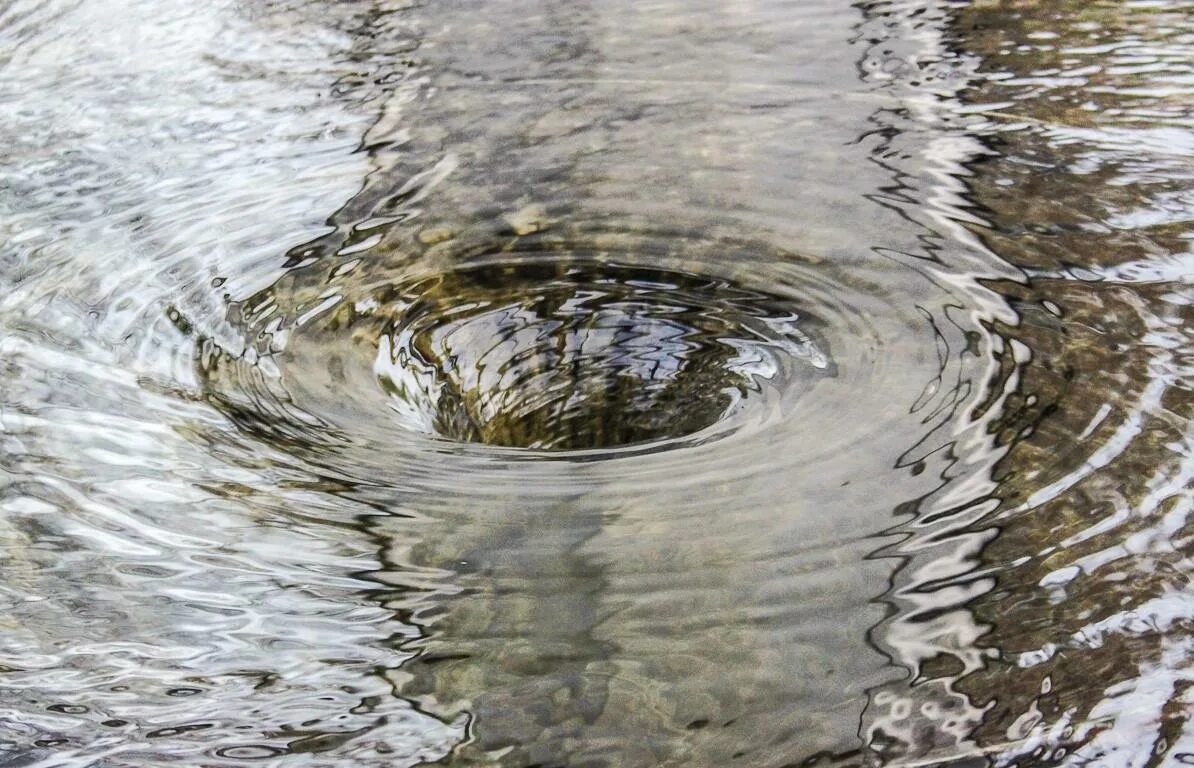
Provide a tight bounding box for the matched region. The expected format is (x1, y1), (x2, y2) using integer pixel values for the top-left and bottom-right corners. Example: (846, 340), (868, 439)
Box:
(0, 0), (1190, 766)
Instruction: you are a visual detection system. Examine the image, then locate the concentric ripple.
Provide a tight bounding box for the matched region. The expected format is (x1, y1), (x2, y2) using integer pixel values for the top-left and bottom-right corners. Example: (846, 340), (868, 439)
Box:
(185, 221), (989, 766)
(373, 261), (829, 451)
(194, 226), (920, 474)
(1, 0), (1190, 760)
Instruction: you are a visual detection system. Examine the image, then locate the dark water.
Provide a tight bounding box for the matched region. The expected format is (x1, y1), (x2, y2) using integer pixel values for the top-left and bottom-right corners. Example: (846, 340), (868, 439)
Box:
(0, 0), (1190, 766)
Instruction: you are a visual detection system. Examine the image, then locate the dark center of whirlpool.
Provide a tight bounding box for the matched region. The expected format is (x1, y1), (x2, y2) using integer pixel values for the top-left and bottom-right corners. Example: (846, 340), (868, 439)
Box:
(374, 260), (829, 451)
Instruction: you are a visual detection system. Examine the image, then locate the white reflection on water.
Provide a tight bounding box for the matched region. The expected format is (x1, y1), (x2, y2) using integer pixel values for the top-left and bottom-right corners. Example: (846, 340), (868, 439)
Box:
(1, 0), (1191, 765)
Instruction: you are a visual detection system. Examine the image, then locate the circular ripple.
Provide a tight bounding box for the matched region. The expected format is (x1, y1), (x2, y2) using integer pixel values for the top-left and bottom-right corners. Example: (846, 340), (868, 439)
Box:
(195, 227), (948, 484)
(373, 261), (829, 451)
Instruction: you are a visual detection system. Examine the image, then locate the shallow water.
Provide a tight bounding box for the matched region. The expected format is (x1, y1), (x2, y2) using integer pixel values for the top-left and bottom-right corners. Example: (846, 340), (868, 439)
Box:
(0, 0), (1190, 766)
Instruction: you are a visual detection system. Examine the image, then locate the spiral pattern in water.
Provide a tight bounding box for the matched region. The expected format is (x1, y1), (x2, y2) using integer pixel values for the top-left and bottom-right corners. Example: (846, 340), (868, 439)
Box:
(194, 222), (947, 485)
(1, 0), (1190, 765)
(373, 260), (829, 451)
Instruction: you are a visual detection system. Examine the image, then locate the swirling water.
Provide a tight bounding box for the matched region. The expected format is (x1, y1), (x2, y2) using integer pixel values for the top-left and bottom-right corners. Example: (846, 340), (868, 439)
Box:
(0, 0), (1190, 766)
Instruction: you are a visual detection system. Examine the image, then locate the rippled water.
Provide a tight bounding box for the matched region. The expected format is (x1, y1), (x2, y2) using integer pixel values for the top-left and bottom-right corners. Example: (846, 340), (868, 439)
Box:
(1, 0), (1190, 766)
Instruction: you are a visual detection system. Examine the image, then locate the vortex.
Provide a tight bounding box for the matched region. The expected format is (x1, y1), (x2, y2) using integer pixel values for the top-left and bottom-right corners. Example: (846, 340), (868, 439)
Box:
(194, 226), (947, 486)
(374, 261), (829, 450)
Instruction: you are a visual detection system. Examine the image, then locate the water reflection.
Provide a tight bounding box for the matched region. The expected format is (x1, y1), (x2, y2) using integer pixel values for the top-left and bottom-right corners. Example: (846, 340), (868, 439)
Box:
(0, 0), (1190, 766)
(943, 2), (1194, 763)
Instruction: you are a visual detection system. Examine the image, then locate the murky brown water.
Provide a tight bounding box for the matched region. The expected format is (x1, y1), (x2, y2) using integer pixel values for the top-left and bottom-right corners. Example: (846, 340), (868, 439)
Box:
(1, 0), (1190, 766)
